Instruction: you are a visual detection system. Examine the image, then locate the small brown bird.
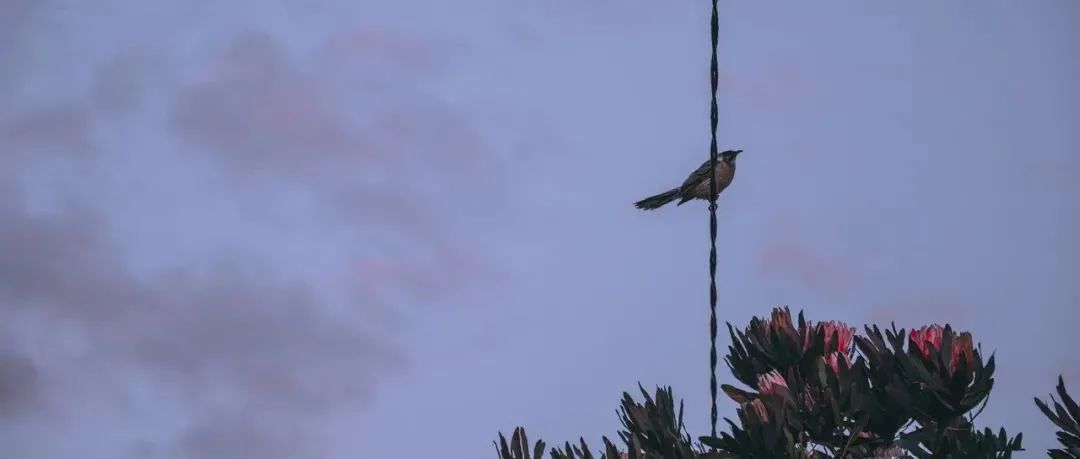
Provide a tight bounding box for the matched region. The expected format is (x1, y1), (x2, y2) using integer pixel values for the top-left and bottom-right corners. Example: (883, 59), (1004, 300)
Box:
(634, 150), (742, 210)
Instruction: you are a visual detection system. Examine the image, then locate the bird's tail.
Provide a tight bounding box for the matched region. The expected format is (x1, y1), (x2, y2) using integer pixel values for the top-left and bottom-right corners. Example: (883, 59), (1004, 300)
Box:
(634, 188), (681, 210)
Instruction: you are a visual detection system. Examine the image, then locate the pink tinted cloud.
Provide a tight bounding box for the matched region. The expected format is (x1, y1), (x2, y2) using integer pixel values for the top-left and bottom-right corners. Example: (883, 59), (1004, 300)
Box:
(758, 240), (860, 300)
(169, 30), (499, 198)
(756, 214), (861, 300)
(1, 104), (95, 157)
(347, 241), (498, 301)
(320, 27), (456, 76)
(738, 64), (813, 114)
(864, 297), (974, 326)
(171, 32), (363, 175)
(170, 29), (522, 303)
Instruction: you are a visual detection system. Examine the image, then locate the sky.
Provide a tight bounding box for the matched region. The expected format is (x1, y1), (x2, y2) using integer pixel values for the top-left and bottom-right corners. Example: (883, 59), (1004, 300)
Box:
(0, 1), (1077, 458)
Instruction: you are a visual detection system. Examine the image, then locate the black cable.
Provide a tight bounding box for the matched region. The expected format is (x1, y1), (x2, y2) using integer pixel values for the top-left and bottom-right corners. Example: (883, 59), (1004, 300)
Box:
(706, 0), (720, 440)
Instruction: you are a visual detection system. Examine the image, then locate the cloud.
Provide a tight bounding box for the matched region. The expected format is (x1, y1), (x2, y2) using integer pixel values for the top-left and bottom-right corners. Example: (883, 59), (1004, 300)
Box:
(733, 64), (814, 115)
(167, 31), (492, 220)
(758, 241), (859, 300)
(129, 262), (403, 413)
(168, 29), (521, 291)
(1, 104), (96, 160)
(0, 350), (40, 419)
(170, 411), (321, 459)
(863, 296), (974, 326)
(0, 175), (404, 454)
(0, 21), (539, 457)
(0, 187), (133, 320)
(318, 26), (455, 77)
(171, 32), (363, 175)
(91, 52), (162, 117)
(1, 9), (557, 454)
(0, 0), (41, 101)
(755, 214), (861, 301)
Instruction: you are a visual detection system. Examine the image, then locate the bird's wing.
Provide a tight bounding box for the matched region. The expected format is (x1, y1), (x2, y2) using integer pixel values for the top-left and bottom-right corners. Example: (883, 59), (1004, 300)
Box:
(679, 158), (719, 192)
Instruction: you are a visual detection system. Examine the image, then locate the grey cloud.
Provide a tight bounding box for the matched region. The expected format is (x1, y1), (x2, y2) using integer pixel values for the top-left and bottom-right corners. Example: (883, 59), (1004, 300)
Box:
(168, 29), (514, 200)
(128, 262), (403, 413)
(171, 32), (362, 175)
(0, 350), (39, 419)
(0, 174), (404, 454)
(168, 29), (522, 290)
(91, 52), (162, 117)
(0, 183), (144, 323)
(173, 413), (321, 459)
(0, 0), (41, 101)
(2, 104), (97, 160)
(0, 21), (513, 458)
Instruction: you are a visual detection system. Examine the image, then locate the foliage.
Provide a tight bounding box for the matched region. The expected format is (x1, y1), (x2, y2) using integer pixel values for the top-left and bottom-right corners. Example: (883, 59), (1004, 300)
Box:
(495, 308), (1038, 458)
(1035, 376), (1080, 458)
(496, 385), (711, 459)
(706, 308), (1020, 457)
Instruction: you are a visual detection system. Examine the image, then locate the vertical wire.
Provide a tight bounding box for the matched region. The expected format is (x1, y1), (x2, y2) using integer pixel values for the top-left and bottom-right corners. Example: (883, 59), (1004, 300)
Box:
(707, 0), (721, 439)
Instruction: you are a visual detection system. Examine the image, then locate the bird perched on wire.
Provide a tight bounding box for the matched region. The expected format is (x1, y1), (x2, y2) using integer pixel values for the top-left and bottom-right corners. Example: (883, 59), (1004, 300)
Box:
(634, 150), (742, 210)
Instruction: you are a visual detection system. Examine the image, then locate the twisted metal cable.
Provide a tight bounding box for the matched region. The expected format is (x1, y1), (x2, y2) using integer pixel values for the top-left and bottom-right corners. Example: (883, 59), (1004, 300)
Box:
(706, 0), (720, 439)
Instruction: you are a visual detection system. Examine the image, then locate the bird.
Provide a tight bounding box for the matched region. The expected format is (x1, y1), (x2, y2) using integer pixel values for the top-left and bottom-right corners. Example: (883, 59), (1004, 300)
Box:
(634, 149), (742, 210)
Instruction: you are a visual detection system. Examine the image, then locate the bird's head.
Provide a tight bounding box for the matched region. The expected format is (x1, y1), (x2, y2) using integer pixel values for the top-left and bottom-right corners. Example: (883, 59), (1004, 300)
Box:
(721, 149), (743, 163)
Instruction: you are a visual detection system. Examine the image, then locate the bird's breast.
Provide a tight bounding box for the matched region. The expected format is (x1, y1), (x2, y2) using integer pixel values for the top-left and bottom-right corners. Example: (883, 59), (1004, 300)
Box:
(713, 164), (734, 188)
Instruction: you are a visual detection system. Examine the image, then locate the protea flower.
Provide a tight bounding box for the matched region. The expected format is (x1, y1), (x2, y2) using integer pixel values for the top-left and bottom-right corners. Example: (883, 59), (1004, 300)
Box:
(909, 325), (977, 378)
(817, 321), (855, 354)
(756, 370), (788, 396)
(909, 325), (944, 359)
(823, 352), (851, 374)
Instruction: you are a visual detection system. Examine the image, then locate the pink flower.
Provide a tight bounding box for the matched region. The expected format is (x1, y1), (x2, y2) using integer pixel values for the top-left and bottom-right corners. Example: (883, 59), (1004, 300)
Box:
(817, 321), (855, 353)
(910, 325), (977, 378)
(824, 352), (851, 373)
(756, 370), (788, 396)
(909, 325), (944, 359)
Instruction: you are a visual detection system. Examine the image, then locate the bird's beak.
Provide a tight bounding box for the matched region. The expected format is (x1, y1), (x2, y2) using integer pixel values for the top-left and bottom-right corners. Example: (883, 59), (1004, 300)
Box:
(734, 150), (743, 157)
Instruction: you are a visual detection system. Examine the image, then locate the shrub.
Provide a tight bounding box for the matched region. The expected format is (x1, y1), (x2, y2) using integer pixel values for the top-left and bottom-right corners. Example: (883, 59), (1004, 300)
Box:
(495, 307), (1036, 458)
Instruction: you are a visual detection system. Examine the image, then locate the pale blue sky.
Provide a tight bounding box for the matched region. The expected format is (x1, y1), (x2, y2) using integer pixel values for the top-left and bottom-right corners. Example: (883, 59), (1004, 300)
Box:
(1, 1), (1077, 458)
